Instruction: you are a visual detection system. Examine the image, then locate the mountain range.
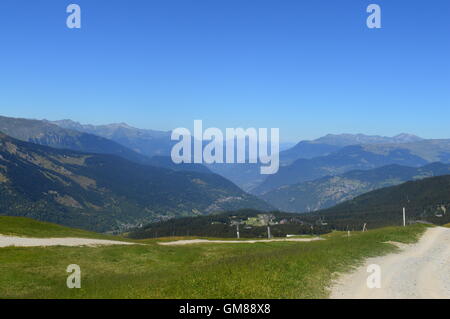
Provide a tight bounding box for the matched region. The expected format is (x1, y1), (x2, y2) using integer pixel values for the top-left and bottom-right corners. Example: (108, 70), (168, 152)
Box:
(279, 133), (424, 165)
(50, 119), (173, 158)
(202, 133), (427, 191)
(2, 114), (450, 233)
(198, 133), (431, 191)
(0, 131), (272, 232)
(253, 140), (450, 195)
(261, 162), (450, 213)
(38, 118), (449, 195)
(313, 133), (423, 146)
(253, 144), (432, 194)
(0, 116), (152, 165)
(0, 116), (210, 173)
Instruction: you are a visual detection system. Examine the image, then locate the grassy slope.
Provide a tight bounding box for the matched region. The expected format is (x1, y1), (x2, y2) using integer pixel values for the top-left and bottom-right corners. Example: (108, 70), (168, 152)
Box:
(0, 216), (129, 241)
(0, 217), (428, 299)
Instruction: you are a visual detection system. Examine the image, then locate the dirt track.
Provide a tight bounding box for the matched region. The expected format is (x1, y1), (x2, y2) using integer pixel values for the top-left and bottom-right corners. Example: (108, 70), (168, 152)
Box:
(159, 237), (323, 245)
(0, 235), (135, 247)
(330, 226), (450, 299)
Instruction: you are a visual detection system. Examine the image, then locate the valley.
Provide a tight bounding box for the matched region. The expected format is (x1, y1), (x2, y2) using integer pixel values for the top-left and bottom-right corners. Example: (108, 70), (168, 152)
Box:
(0, 130), (272, 232)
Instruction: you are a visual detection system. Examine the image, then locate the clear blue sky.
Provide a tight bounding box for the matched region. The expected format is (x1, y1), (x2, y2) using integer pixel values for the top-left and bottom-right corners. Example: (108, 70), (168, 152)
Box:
(0, 0), (448, 142)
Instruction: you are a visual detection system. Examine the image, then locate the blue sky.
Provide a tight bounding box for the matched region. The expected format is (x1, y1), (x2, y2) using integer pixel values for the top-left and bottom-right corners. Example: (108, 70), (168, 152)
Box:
(0, 0), (448, 142)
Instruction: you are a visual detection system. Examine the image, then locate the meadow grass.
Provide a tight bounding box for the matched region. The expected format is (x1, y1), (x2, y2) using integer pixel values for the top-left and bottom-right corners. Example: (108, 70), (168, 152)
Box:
(0, 216), (129, 241)
(0, 218), (428, 299)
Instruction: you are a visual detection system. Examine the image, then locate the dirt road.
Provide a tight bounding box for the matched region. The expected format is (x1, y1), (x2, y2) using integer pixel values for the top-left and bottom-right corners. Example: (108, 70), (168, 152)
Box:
(159, 237), (323, 245)
(0, 235), (135, 247)
(330, 226), (450, 299)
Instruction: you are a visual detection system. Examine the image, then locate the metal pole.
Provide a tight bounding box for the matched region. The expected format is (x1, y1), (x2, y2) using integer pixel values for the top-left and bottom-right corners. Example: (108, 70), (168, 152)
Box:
(403, 207), (406, 227)
(237, 223), (240, 239)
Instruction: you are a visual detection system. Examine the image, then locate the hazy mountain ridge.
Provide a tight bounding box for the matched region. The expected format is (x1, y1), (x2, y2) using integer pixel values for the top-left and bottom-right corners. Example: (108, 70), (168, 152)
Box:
(362, 140), (450, 162)
(50, 120), (430, 193)
(51, 119), (173, 158)
(1, 116), (212, 173)
(45, 119), (437, 195)
(52, 119), (273, 190)
(10, 115), (450, 202)
(253, 144), (432, 194)
(314, 133), (423, 147)
(261, 162), (450, 213)
(0, 116), (153, 165)
(279, 133), (424, 165)
(209, 133), (429, 191)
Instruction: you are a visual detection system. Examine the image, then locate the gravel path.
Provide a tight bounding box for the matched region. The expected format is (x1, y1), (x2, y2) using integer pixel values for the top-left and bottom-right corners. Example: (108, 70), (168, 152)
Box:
(330, 226), (450, 299)
(159, 237), (323, 245)
(0, 235), (135, 247)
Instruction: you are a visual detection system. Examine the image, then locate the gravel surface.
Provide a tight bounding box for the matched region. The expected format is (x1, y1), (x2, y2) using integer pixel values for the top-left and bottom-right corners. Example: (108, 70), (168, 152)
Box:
(0, 235), (135, 247)
(159, 237), (323, 245)
(330, 226), (450, 299)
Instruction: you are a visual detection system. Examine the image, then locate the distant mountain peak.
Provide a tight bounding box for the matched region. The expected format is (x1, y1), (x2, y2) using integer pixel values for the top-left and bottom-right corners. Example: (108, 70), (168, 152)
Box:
(392, 133), (423, 142)
(106, 122), (134, 129)
(52, 119), (170, 134)
(53, 119), (134, 130)
(313, 133), (423, 146)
